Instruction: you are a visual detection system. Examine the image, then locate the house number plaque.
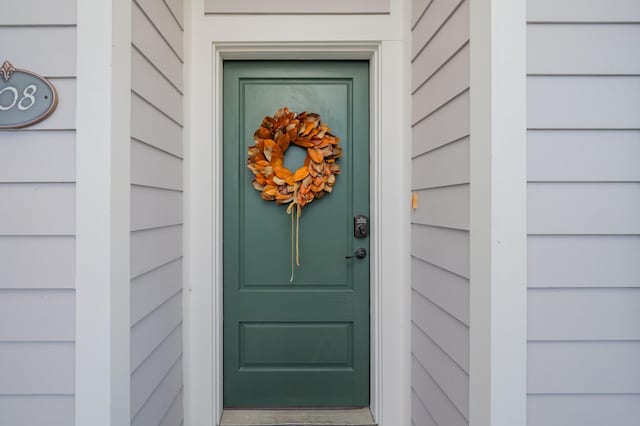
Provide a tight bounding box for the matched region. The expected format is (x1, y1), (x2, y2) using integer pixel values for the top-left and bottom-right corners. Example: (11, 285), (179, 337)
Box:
(0, 61), (58, 129)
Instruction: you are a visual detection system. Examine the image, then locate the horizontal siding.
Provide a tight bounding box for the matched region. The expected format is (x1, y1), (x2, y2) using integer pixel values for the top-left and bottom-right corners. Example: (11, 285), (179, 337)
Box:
(411, 225), (469, 278)
(0, 342), (74, 394)
(412, 137), (469, 189)
(529, 235), (640, 288)
(132, 3), (182, 91)
(528, 0), (640, 22)
(412, 90), (469, 156)
(131, 48), (183, 125)
(412, 44), (469, 122)
(164, 0), (184, 28)
(413, 292), (469, 372)
(528, 76), (640, 129)
(159, 388), (184, 426)
(528, 24), (640, 75)
(411, 0), (433, 28)
(131, 326), (182, 416)
(131, 259), (182, 326)
(0, 8), (77, 424)
(0, 396), (74, 426)
(131, 94), (183, 158)
(0, 132), (75, 183)
(412, 257), (469, 324)
(412, 325), (468, 417)
(0, 0), (76, 25)
(528, 130), (640, 182)
(412, 0), (464, 59)
(0, 184), (75, 235)
(412, 1), (469, 87)
(0, 290), (75, 341)
(411, 185), (469, 230)
(131, 186), (182, 231)
(528, 394), (640, 426)
(131, 140), (183, 191)
(131, 293), (182, 371)
(529, 288), (640, 341)
(0, 236), (75, 289)
(136, 0), (184, 59)
(411, 1), (470, 423)
(132, 356), (183, 426)
(130, 2), (183, 422)
(131, 225), (183, 278)
(527, 5), (640, 424)
(412, 357), (467, 426)
(0, 27), (76, 77)
(529, 341), (640, 394)
(528, 182), (640, 235)
(411, 391), (437, 426)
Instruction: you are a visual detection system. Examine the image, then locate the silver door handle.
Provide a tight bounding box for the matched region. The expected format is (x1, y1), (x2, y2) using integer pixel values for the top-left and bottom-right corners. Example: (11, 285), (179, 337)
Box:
(345, 248), (367, 259)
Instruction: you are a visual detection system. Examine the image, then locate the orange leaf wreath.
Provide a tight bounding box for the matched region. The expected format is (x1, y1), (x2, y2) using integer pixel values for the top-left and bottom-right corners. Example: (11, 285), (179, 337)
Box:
(247, 107), (342, 281)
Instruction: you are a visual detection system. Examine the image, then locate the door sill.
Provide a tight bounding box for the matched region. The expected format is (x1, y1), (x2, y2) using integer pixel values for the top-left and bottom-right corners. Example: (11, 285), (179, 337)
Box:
(219, 408), (376, 426)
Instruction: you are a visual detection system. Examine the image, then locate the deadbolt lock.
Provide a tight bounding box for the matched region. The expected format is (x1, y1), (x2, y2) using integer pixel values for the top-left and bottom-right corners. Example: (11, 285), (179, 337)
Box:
(354, 215), (369, 239)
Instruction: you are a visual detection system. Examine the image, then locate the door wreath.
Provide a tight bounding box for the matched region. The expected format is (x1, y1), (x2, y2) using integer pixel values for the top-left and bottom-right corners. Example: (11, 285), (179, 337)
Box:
(247, 107), (343, 281)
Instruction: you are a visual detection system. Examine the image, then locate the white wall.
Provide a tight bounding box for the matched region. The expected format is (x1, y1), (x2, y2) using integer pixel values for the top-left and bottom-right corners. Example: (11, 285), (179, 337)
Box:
(527, 1), (640, 425)
(130, 1), (185, 425)
(0, 2), (77, 425)
(410, 1), (470, 425)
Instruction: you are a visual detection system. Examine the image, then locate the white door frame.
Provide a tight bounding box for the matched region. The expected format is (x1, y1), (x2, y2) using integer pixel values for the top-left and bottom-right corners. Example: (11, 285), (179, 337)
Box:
(184, 42), (411, 426)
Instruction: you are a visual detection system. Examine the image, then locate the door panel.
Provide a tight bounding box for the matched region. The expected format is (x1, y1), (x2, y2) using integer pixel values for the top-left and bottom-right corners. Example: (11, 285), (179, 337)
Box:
(223, 61), (369, 407)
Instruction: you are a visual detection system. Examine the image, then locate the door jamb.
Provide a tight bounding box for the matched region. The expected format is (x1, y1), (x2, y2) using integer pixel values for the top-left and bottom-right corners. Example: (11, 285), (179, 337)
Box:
(185, 42), (410, 426)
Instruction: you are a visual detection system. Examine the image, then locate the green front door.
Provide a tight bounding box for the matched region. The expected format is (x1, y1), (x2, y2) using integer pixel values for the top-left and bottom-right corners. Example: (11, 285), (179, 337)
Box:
(223, 61), (370, 407)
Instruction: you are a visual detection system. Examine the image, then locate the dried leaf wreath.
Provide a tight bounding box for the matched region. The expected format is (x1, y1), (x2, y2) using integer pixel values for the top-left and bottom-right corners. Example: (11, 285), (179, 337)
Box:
(247, 107), (343, 281)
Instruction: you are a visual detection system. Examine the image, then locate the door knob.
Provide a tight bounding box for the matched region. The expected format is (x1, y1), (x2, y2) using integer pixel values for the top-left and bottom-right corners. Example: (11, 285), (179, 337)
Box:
(345, 248), (367, 259)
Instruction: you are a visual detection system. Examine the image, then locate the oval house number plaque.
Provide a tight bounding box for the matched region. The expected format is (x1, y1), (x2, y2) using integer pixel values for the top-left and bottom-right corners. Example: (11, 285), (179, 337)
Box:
(0, 61), (58, 129)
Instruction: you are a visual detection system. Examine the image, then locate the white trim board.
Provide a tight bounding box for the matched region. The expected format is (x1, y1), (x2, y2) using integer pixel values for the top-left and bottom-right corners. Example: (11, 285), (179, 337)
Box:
(183, 42), (411, 426)
(75, 0), (132, 424)
(469, 0), (528, 425)
(204, 0), (390, 15)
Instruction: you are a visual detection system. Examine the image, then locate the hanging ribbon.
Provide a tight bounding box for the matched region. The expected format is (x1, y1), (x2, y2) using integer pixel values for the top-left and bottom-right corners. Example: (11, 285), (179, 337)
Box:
(247, 108), (343, 283)
(286, 185), (302, 282)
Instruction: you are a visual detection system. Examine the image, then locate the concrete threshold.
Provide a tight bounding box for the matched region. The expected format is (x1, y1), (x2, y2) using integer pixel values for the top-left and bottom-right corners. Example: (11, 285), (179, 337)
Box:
(219, 408), (377, 426)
